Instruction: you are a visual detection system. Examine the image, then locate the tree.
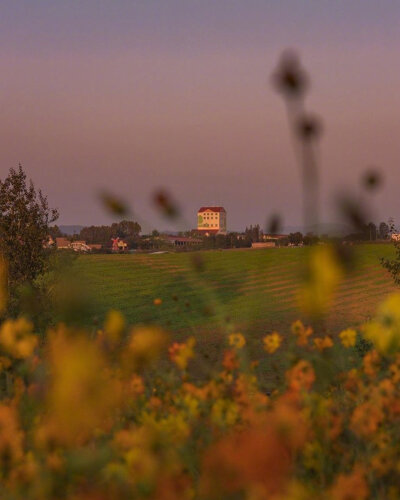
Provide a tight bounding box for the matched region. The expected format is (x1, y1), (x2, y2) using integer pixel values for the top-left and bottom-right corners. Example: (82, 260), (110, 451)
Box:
(288, 232), (303, 246)
(379, 222), (389, 240)
(0, 165), (58, 288)
(367, 222), (377, 241)
(245, 224), (261, 242)
(382, 241), (400, 285)
(303, 232), (319, 246)
(49, 225), (63, 240)
(388, 217), (396, 235)
(79, 220), (141, 247)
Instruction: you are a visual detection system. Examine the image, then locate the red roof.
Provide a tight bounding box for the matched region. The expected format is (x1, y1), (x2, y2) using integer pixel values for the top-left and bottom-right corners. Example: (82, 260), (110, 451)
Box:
(198, 206), (226, 213)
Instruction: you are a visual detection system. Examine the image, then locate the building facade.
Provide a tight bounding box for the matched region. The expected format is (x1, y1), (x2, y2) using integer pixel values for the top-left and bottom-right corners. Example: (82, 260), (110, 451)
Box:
(197, 206), (227, 234)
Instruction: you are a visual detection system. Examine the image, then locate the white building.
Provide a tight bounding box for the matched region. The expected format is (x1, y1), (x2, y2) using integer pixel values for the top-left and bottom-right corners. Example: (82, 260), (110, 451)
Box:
(197, 206), (227, 234)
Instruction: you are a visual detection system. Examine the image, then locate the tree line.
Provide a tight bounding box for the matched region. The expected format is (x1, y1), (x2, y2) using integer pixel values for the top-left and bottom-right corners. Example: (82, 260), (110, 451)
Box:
(50, 220), (142, 248)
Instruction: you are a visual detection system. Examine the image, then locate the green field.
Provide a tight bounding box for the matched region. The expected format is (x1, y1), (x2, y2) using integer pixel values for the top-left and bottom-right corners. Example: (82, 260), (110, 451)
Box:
(74, 244), (397, 339)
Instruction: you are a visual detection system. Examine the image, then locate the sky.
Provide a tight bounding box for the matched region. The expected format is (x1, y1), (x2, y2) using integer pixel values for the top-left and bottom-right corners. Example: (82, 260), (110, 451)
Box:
(0, 1), (399, 232)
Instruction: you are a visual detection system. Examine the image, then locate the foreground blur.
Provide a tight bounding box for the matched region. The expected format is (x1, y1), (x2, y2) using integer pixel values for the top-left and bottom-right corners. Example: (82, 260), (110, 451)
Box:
(0, 248), (400, 500)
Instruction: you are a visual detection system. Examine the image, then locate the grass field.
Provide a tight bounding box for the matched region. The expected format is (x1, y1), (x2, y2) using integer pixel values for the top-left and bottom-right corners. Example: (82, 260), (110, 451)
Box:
(74, 244), (397, 340)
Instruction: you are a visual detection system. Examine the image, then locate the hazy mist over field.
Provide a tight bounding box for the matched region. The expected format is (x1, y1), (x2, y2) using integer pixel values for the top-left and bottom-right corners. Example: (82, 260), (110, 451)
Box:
(0, 1), (399, 231)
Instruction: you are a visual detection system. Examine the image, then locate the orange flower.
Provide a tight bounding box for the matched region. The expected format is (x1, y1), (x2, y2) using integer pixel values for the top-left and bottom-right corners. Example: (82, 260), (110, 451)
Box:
(201, 402), (306, 498)
(286, 360), (315, 392)
(363, 350), (380, 377)
(330, 466), (368, 500)
(343, 368), (362, 395)
(222, 350), (239, 371)
(169, 337), (196, 370)
(313, 336), (333, 352)
(350, 402), (384, 438)
(127, 374), (145, 397)
(201, 424), (293, 497)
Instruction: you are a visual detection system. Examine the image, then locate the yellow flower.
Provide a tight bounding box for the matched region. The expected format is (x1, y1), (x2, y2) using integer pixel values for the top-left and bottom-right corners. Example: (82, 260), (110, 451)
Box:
(364, 293), (400, 354)
(0, 404), (24, 466)
(0, 317), (37, 359)
(340, 328), (357, 348)
(127, 326), (168, 369)
(104, 309), (125, 344)
(263, 332), (282, 353)
(313, 336), (333, 352)
(228, 332), (246, 349)
(141, 412), (190, 443)
(36, 327), (121, 447)
(303, 440), (324, 472)
(298, 245), (343, 318)
(291, 320), (313, 346)
(182, 394), (200, 419)
(211, 398), (238, 427)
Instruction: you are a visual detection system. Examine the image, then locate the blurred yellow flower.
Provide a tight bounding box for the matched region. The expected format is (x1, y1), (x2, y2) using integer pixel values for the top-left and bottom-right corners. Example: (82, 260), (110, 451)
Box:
(104, 309), (125, 344)
(37, 327), (121, 446)
(142, 412), (190, 443)
(0, 317), (37, 359)
(128, 326), (168, 369)
(228, 332), (246, 349)
(182, 394), (199, 419)
(211, 398), (238, 427)
(364, 293), (400, 354)
(263, 332), (282, 353)
(340, 328), (357, 348)
(298, 245), (343, 318)
(0, 404), (24, 466)
(303, 440), (324, 472)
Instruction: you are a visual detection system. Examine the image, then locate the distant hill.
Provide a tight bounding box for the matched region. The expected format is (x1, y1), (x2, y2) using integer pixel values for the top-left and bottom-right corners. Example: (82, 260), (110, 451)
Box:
(282, 222), (353, 237)
(59, 225), (84, 236)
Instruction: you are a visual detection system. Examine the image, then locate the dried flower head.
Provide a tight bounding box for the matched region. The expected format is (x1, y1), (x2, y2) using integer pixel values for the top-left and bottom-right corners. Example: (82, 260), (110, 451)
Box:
(272, 49), (309, 99)
(153, 189), (179, 218)
(266, 213), (282, 235)
(100, 192), (129, 216)
(362, 168), (382, 191)
(297, 114), (323, 141)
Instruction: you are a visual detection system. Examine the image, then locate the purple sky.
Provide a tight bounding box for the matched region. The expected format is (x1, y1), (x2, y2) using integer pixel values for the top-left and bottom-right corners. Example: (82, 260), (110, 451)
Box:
(1, 1), (399, 231)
